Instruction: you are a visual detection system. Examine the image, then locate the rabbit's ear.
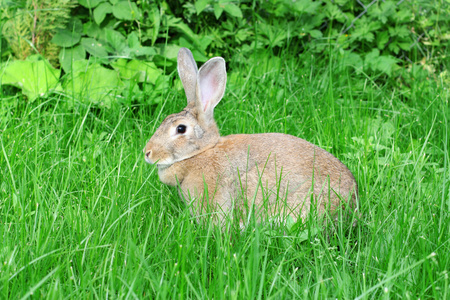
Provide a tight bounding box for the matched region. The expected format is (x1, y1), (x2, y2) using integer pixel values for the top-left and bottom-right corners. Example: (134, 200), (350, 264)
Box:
(196, 57), (226, 122)
(178, 48), (198, 105)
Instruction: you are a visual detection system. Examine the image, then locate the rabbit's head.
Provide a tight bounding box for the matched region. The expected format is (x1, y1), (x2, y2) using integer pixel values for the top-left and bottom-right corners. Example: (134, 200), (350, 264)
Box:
(143, 48), (227, 168)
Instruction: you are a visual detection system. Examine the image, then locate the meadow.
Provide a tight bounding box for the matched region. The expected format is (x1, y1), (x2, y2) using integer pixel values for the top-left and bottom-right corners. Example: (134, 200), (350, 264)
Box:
(1, 48), (449, 299)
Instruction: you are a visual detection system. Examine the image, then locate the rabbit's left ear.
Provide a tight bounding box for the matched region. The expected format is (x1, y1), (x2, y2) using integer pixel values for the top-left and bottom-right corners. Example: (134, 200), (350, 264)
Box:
(178, 48), (198, 105)
(196, 57), (227, 123)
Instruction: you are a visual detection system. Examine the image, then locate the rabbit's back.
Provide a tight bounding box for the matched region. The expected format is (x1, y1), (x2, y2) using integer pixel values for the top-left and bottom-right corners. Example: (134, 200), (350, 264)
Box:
(178, 133), (357, 220)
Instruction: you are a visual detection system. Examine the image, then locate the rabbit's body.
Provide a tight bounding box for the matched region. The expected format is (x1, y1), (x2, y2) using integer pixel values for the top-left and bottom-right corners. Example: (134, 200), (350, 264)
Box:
(144, 48), (358, 224)
(155, 132), (356, 221)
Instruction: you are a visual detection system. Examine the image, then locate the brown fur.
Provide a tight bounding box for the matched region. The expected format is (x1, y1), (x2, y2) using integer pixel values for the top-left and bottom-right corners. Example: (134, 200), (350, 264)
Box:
(144, 48), (358, 224)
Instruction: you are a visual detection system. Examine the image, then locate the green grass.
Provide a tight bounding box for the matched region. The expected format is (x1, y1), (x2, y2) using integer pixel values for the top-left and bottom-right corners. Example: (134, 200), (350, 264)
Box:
(1, 50), (449, 299)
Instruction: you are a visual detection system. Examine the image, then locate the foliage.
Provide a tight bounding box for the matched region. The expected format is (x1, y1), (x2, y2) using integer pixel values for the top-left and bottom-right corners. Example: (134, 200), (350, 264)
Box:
(1, 0), (76, 65)
(0, 54), (61, 100)
(0, 0), (448, 105)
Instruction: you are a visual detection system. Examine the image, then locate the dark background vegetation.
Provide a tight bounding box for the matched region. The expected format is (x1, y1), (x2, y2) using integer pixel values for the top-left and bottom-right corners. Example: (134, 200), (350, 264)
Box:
(1, 0), (448, 106)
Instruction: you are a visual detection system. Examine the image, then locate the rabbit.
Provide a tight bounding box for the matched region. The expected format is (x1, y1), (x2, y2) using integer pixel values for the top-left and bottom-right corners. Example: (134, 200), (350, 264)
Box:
(143, 48), (358, 226)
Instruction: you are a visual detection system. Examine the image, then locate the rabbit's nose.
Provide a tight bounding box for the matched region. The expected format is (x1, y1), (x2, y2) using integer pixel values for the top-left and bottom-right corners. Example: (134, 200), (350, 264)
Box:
(145, 150), (152, 158)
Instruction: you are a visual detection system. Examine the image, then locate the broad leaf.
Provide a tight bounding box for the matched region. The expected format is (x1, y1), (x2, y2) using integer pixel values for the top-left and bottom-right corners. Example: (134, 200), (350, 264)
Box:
(94, 2), (113, 25)
(1, 55), (61, 101)
(59, 45), (86, 73)
(129, 46), (157, 57)
(111, 59), (162, 84)
(213, 3), (224, 19)
(127, 31), (140, 49)
(81, 37), (109, 58)
(339, 50), (363, 73)
(292, 0), (321, 15)
(63, 60), (121, 107)
(223, 3), (242, 18)
(83, 21), (104, 39)
(375, 55), (398, 76)
(148, 6), (160, 46)
(112, 1), (142, 20)
(103, 28), (127, 54)
(51, 29), (81, 47)
(309, 29), (323, 38)
(376, 31), (389, 49)
(166, 17), (203, 49)
(365, 49), (398, 76)
(195, 0), (209, 15)
(158, 44), (181, 60)
(78, 0), (104, 9)
(67, 18), (84, 33)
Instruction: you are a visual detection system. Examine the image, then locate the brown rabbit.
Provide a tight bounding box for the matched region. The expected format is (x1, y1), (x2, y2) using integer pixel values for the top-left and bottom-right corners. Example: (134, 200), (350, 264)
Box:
(143, 48), (358, 225)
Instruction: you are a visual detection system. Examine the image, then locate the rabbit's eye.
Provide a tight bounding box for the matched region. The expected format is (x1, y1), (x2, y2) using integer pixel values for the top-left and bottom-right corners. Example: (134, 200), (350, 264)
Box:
(176, 124), (187, 134)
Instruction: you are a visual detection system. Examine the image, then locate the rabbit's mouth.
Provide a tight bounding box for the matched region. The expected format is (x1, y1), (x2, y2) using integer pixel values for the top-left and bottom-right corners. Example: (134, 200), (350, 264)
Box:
(144, 152), (173, 166)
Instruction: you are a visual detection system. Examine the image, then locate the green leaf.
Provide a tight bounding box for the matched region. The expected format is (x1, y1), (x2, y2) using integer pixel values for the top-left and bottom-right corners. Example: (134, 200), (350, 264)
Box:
(63, 61), (121, 107)
(111, 59), (162, 84)
(389, 25), (409, 38)
(376, 31), (389, 49)
(375, 55), (398, 76)
(369, 0), (396, 23)
(388, 42), (400, 54)
(1, 56), (61, 101)
(77, 0), (104, 9)
(158, 44), (181, 61)
(309, 29), (322, 39)
(59, 45), (86, 73)
(166, 17), (198, 45)
(103, 28), (126, 54)
(178, 37), (209, 62)
(152, 44), (181, 68)
(341, 51), (363, 73)
(352, 21), (375, 42)
(51, 29), (81, 47)
(213, 3), (224, 19)
(83, 21), (103, 39)
(365, 48), (380, 67)
(129, 46), (157, 57)
(127, 32), (140, 49)
(292, 0), (321, 15)
(365, 49), (398, 76)
(154, 74), (171, 93)
(258, 23), (287, 47)
(81, 37), (109, 58)
(395, 8), (413, 22)
(325, 3), (346, 21)
(112, 1), (141, 20)
(195, 0), (209, 15)
(67, 18), (83, 33)
(235, 29), (250, 44)
(148, 6), (160, 46)
(399, 42), (411, 51)
(70, 59), (91, 74)
(94, 2), (113, 25)
(223, 3), (242, 18)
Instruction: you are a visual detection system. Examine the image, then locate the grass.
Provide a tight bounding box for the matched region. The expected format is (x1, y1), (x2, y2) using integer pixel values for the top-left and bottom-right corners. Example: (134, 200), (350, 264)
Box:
(0, 49), (449, 299)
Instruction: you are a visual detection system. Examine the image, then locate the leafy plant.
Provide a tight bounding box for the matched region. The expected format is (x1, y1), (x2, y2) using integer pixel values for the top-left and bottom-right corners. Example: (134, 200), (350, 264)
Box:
(1, 0), (448, 105)
(62, 60), (121, 108)
(0, 54), (61, 100)
(1, 0), (76, 65)
(51, 1), (157, 72)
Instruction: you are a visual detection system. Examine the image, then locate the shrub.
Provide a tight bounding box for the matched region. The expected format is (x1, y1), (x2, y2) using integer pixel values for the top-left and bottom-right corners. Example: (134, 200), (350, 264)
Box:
(0, 0), (448, 105)
(1, 0), (76, 65)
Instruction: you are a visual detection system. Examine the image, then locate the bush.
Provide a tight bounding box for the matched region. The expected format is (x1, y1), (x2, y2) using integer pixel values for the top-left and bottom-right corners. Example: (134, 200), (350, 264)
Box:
(1, 0), (448, 105)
